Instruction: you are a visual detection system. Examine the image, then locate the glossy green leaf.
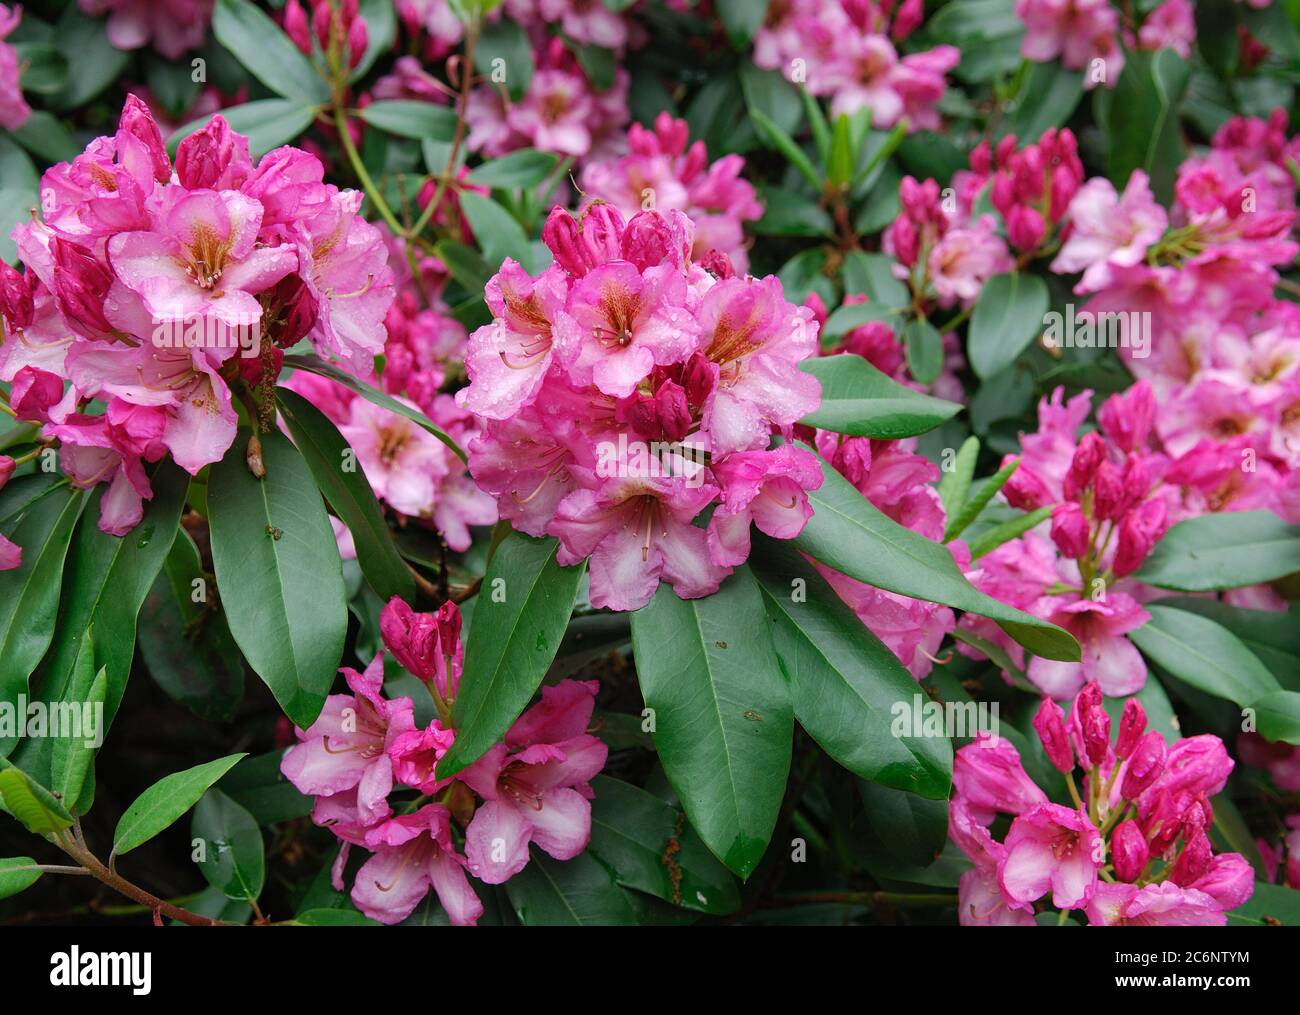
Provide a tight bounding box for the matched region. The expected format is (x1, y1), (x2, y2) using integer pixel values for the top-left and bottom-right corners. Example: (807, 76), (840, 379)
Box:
(212, 0), (330, 104)
(458, 190), (532, 267)
(1136, 511), (1300, 591)
(358, 101), (457, 140)
(1107, 48), (1190, 204)
(209, 429), (347, 729)
(904, 317), (944, 386)
(937, 437), (979, 530)
(799, 354), (960, 439)
(440, 533), (585, 776)
(467, 149), (559, 189)
(0, 857), (42, 900)
(1252, 690), (1300, 746)
(792, 448), (1078, 661)
(474, 19), (533, 100)
(192, 788), (265, 901)
(968, 273), (1049, 379)
(0, 764), (72, 835)
(49, 634), (105, 814)
(504, 849), (639, 926)
(749, 106), (821, 189)
(113, 754), (247, 856)
(629, 568), (793, 878)
(0, 135), (38, 265)
(945, 457), (1020, 543)
(750, 538), (951, 798)
(278, 387), (416, 602)
(46, 8), (129, 111)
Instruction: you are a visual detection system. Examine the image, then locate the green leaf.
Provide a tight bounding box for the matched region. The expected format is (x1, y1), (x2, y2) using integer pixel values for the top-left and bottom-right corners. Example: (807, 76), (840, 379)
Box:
(841, 250), (910, 308)
(1003, 61), (1084, 141)
(1107, 48), (1191, 204)
(358, 101), (458, 141)
(1252, 690), (1300, 745)
(278, 387), (416, 602)
(793, 448), (1077, 661)
(0, 486), (84, 734)
(467, 149), (559, 189)
(1227, 883), (1300, 926)
(945, 457), (1020, 543)
(284, 353), (466, 462)
(46, 8), (129, 111)
(0, 857), (42, 900)
(138, 530), (245, 723)
(192, 788), (265, 901)
(351, 0), (398, 81)
(113, 754), (247, 856)
(0, 764), (72, 835)
(751, 539), (952, 798)
(903, 317), (944, 386)
(749, 106), (822, 190)
(217, 750), (311, 826)
(295, 908), (380, 925)
(212, 0), (330, 104)
(1128, 604), (1279, 708)
(827, 114), (855, 187)
(717, 0), (771, 47)
(799, 88), (832, 165)
(13, 42), (67, 94)
(752, 188), (834, 238)
(9, 111), (81, 163)
(858, 780), (950, 868)
(820, 299), (902, 339)
(629, 568), (793, 878)
(169, 100), (318, 158)
(1151, 598), (1300, 688)
(1136, 511), (1300, 591)
(0, 135), (38, 265)
(505, 849), (640, 925)
(458, 190), (532, 267)
(587, 776), (740, 914)
(475, 19), (533, 100)
(799, 354), (960, 439)
(967, 505), (1053, 559)
(49, 641), (105, 814)
(439, 533), (585, 777)
(209, 429), (347, 730)
(968, 273), (1049, 379)
(937, 437), (979, 527)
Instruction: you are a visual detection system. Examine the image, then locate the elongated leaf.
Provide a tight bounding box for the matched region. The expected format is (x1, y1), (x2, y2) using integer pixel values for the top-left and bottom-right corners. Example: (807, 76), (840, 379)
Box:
(1252, 690), (1300, 746)
(717, 0), (771, 47)
(1107, 48), (1190, 204)
(967, 505), (1053, 559)
(629, 568), (793, 878)
(209, 429), (347, 729)
(0, 764), (72, 834)
(504, 849), (639, 926)
(799, 355), (960, 439)
(466, 149), (559, 189)
(1137, 511), (1300, 591)
(50, 631), (105, 814)
(587, 776), (739, 915)
(46, 8), (128, 111)
(945, 457), (1019, 543)
(1129, 604), (1279, 707)
(475, 18), (533, 100)
(750, 538), (951, 797)
(458, 191), (532, 267)
(1153, 597), (1300, 688)
(358, 100), (457, 140)
(859, 780), (950, 868)
(792, 448), (1078, 661)
(439, 533), (585, 776)
(0, 857), (42, 899)
(0, 136), (38, 265)
(0, 486), (84, 739)
(904, 318), (943, 386)
(138, 530), (245, 722)
(1227, 883), (1300, 926)
(842, 251), (910, 308)
(213, 0), (329, 104)
(284, 353), (466, 462)
(750, 106), (821, 189)
(968, 272), (1049, 379)
(113, 754), (247, 856)
(278, 387), (416, 602)
(937, 436), (979, 524)
(192, 789), (265, 901)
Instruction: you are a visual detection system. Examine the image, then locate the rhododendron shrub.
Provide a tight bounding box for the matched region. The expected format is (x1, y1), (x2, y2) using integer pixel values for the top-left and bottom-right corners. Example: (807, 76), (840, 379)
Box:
(1, 0), (1299, 935)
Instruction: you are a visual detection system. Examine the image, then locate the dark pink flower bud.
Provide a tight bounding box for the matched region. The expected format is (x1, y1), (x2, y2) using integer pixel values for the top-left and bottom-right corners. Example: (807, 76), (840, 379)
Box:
(269, 274), (318, 348)
(50, 238), (114, 339)
(1006, 204), (1045, 251)
(312, 0), (333, 50)
(1048, 164), (1078, 222)
(1115, 698), (1147, 760)
(1170, 828), (1213, 886)
(1121, 731), (1167, 800)
(1050, 501), (1090, 559)
(1032, 697), (1073, 773)
(615, 392), (659, 440)
(701, 249), (735, 280)
(1113, 498), (1168, 578)
(0, 261), (33, 331)
(622, 209), (689, 270)
(284, 0), (313, 54)
(1001, 455), (1052, 510)
(887, 214), (919, 267)
(1063, 430), (1106, 500)
(117, 93), (171, 183)
(0, 456), (13, 493)
(176, 115), (239, 190)
(681, 351), (716, 410)
(1074, 682), (1111, 767)
(10, 366), (67, 424)
(803, 291), (828, 327)
(1091, 460), (1124, 520)
(1111, 819), (1149, 882)
(346, 16), (368, 68)
(542, 204), (624, 277)
(890, 0), (923, 39)
(380, 596), (439, 681)
(655, 380), (692, 443)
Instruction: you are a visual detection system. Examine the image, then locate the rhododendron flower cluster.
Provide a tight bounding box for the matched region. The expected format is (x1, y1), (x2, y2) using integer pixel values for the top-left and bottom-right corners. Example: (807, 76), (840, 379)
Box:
(456, 203), (823, 611)
(78, 0), (213, 59)
(0, 97), (394, 550)
(754, 0), (958, 129)
(952, 684), (1253, 925)
(281, 596), (608, 924)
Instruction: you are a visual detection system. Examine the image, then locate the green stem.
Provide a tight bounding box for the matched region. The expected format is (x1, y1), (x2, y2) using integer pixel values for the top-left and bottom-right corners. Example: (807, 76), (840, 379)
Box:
(335, 106), (405, 237)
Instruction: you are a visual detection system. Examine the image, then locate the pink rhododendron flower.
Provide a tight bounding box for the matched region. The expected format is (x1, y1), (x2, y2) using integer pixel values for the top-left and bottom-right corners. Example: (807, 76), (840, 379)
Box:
(1085, 881), (1227, 926)
(999, 802), (1102, 909)
(1015, 0), (1124, 86)
(80, 0), (213, 60)
(0, 4), (30, 130)
(462, 680), (608, 884)
(1051, 171), (1169, 292)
